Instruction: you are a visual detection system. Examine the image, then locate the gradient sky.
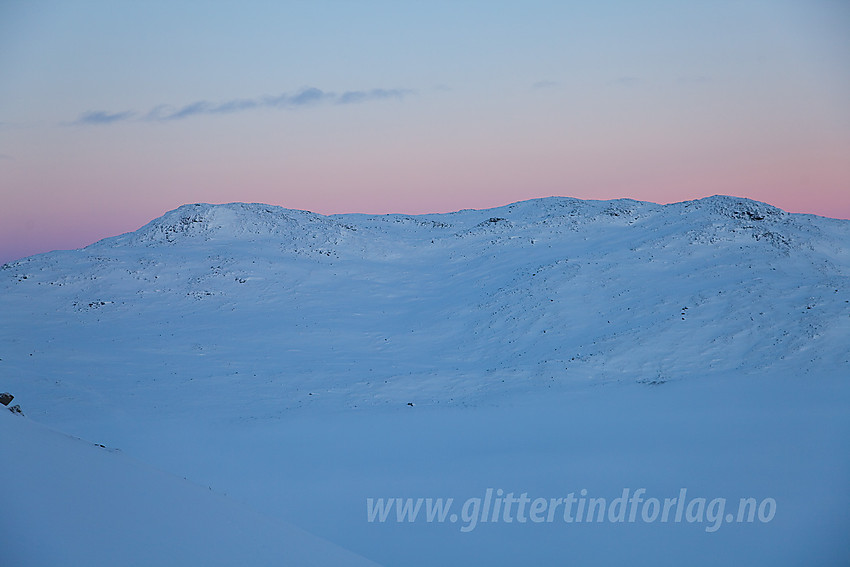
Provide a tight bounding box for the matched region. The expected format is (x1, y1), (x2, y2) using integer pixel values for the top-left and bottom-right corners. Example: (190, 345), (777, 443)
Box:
(1, 0), (849, 263)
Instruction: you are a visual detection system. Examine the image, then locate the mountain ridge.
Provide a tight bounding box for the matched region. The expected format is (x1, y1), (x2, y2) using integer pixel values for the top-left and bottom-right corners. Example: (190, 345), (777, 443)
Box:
(2, 194), (848, 422)
(90, 194), (796, 247)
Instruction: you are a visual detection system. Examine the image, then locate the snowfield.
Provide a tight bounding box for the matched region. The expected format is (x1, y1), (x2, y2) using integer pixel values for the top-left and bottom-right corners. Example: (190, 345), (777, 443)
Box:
(0, 409), (380, 567)
(1, 195), (848, 565)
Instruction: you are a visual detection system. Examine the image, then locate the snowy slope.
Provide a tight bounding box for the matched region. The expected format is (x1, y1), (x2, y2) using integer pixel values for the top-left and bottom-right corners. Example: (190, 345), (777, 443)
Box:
(1, 195), (849, 565)
(0, 410), (379, 567)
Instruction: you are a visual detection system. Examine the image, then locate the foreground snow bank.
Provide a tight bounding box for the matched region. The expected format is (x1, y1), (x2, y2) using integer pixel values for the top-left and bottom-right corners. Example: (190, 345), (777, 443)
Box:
(0, 409), (379, 567)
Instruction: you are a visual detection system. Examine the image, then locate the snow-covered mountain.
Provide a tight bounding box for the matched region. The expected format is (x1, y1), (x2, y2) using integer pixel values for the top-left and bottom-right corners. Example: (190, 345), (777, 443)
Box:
(2, 195), (849, 566)
(3, 195), (848, 411)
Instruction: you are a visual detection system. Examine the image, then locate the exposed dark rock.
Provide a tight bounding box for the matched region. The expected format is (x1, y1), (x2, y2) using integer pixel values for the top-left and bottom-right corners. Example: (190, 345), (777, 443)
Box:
(0, 392), (13, 406)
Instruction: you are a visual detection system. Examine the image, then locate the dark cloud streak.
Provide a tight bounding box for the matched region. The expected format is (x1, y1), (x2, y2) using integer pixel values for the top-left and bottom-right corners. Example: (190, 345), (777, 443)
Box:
(74, 110), (136, 125)
(71, 86), (413, 126)
(337, 88), (411, 104)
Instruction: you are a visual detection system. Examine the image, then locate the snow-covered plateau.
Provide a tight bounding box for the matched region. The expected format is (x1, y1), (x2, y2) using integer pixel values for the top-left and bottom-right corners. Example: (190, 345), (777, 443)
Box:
(1, 195), (848, 565)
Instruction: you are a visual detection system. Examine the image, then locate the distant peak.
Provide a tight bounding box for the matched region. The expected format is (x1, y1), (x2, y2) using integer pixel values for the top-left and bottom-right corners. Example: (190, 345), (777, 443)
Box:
(674, 195), (787, 221)
(115, 202), (343, 246)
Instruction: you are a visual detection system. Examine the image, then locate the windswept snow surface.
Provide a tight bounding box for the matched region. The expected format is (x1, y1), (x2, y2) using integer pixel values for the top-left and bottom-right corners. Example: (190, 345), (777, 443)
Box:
(1, 196), (849, 565)
(0, 410), (379, 567)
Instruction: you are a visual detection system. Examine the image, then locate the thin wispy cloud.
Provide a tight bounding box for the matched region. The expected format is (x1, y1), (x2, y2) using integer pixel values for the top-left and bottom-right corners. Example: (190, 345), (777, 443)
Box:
(268, 87), (331, 107)
(0, 153), (13, 161)
(75, 110), (136, 125)
(337, 88), (410, 105)
(72, 87), (414, 126)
